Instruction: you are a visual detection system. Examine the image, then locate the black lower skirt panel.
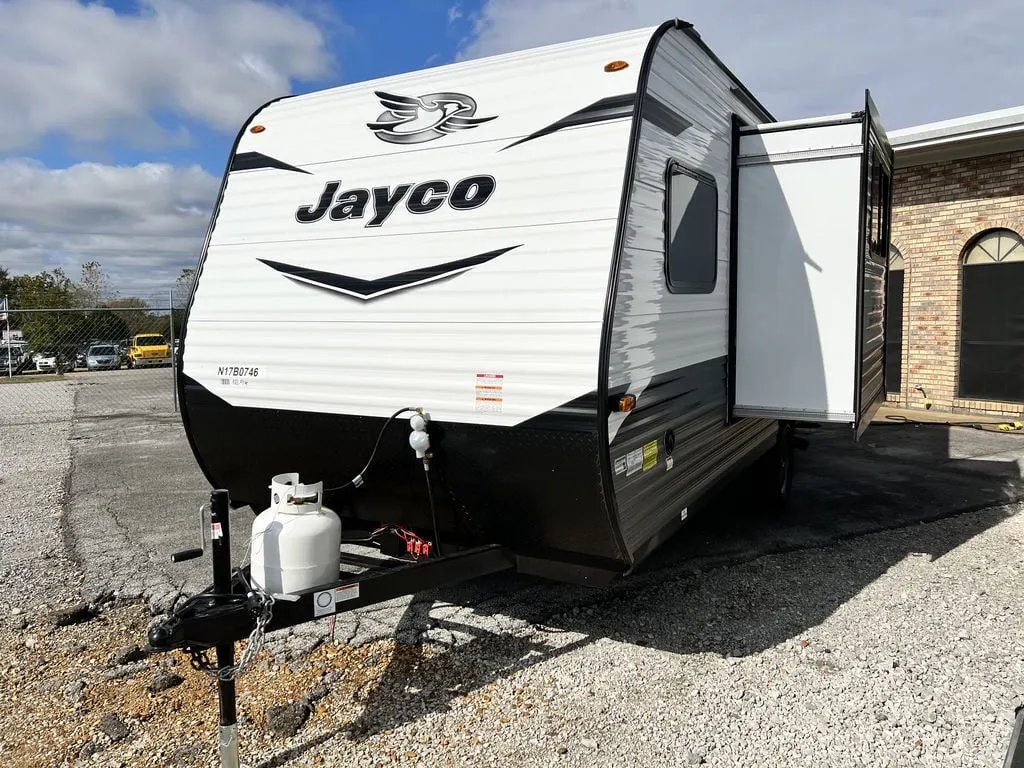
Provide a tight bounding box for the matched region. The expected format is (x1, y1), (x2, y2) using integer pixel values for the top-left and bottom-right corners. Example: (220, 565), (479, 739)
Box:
(180, 376), (628, 582)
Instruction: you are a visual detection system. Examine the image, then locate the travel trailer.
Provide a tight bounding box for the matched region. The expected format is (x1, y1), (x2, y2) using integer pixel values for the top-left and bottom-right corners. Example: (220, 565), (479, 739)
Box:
(153, 22), (895, 763)
(174, 19), (894, 587)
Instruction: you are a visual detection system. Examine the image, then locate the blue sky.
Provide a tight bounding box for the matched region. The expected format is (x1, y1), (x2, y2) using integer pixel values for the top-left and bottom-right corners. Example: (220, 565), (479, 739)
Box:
(31, 0), (481, 173)
(2, 0), (1023, 301)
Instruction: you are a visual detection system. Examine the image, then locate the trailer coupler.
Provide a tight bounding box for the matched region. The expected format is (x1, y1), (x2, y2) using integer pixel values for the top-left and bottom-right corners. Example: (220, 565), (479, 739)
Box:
(148, 587), (258, 652)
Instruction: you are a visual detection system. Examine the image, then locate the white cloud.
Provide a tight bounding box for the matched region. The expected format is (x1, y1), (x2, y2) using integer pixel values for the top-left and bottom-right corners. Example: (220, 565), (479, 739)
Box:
(458, 0), (1024, 129)
(0, 0), (336, 152)
(0, 159), (218, 301)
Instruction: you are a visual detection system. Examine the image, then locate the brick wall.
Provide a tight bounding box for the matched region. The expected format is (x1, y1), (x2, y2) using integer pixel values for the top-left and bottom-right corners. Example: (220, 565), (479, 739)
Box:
(889, 149), (1024, 416)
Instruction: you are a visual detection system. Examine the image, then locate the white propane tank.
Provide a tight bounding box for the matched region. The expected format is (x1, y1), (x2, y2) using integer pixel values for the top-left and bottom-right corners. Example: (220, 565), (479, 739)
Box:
(249, 473), (341, 595)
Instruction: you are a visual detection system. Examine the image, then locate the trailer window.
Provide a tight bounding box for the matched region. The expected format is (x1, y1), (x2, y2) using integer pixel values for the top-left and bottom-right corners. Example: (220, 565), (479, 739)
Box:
(665, 162), (718, 294)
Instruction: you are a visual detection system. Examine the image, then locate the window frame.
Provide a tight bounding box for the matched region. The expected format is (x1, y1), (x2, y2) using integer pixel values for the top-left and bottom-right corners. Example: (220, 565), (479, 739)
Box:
(663, 159), (719, 295)
(956, 227), (1024, 402)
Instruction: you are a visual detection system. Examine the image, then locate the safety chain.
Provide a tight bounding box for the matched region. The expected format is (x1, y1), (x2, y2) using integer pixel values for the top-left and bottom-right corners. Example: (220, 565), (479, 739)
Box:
(186, 588), (276, 682)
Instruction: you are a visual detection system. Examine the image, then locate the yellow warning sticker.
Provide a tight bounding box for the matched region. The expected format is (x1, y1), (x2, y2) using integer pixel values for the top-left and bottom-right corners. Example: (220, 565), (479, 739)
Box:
(642, 439), (658, 471)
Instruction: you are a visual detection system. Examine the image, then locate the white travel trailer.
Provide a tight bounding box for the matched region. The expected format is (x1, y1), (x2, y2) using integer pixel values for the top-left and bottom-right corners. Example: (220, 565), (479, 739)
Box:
(177, 20), (894, 585)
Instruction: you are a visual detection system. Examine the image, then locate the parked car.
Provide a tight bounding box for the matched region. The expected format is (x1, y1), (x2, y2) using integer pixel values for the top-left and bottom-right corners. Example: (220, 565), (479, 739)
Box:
(35, 350), (71, 373)
(85, 344), (120, 371)
(0, 346), (29, 374)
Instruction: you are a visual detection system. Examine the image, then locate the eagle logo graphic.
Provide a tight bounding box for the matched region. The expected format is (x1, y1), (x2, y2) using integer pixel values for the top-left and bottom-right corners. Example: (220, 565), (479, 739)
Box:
(367, 90), (497, 145)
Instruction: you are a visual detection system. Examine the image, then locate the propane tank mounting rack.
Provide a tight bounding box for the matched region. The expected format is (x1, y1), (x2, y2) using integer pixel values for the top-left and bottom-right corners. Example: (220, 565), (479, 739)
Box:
(146, 488), (515, 768)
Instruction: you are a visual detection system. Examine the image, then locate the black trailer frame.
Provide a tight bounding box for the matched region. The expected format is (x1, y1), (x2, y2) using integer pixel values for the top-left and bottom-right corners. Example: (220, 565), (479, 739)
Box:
(147, 489), (516, 767)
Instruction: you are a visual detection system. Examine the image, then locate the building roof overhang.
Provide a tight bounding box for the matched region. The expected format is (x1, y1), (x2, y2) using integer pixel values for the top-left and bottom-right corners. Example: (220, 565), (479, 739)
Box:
(890, 105), (1024, 168)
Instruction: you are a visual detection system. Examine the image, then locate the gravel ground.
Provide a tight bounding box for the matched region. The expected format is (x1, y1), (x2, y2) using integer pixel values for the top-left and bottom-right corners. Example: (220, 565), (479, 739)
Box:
(0, 381), (82, 612)
(0, 502), (1020, 767)
(1, 382), (1023, 767)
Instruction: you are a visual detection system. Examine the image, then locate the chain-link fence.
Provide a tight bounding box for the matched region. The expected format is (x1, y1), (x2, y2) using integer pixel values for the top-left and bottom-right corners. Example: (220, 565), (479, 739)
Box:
(1, 302), (185, 427)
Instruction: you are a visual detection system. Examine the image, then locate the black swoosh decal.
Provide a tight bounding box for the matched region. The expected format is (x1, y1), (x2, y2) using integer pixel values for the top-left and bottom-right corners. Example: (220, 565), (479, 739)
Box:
(644, 95), (692, 137)
(502, 93), (636, 150)
(258, 245), (521, 300)
(231, 151), (312, 175)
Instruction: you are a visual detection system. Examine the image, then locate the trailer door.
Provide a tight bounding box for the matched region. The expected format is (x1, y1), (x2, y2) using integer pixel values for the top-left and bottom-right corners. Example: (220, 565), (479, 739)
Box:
(732, 91), (894, 436)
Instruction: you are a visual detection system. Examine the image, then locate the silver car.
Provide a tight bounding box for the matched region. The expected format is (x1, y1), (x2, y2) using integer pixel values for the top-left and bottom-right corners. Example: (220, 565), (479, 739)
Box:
(86, 345), (120, 371)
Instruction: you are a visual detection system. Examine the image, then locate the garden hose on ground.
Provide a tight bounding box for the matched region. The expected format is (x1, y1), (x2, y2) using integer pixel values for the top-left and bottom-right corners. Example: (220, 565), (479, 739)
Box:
(884, 414), (1024, 433)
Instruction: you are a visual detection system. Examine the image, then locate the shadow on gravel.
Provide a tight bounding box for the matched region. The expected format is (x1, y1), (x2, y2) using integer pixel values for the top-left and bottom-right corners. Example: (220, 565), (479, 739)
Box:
(331, 422), (1024, 741)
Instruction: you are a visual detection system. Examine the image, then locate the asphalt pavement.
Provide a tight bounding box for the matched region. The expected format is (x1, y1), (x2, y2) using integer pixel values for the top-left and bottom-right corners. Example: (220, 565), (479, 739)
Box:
(46, 369), (1024, 658)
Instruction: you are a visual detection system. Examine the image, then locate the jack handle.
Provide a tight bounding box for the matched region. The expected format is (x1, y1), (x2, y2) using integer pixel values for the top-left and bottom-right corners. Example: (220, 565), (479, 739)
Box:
(171, 503), (208, 563)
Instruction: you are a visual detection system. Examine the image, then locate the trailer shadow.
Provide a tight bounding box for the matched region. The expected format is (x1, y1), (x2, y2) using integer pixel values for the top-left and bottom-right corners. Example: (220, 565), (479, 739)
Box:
(330, 421), (1024, 742)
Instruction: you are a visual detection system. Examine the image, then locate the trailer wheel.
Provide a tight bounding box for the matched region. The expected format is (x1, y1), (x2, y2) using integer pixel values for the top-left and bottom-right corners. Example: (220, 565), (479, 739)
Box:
(756, 421), (795, 513)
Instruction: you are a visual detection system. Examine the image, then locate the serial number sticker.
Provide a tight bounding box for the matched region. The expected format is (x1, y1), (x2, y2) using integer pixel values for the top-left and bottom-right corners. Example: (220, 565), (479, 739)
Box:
(334, 583), (360, 603)
(217, 365), (265, 387)
(680, 507), (689, 522)
(614, 455), (628, 475)
(625, 448), (643, 476)
(210, 522), (223, 540)
(666, 456), (674, 471)
(313, 589), (335, 618)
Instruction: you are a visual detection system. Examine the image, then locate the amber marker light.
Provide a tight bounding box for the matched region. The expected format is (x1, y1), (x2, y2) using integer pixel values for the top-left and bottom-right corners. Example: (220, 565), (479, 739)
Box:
(604, 60), (629, 72)
(250, 125), (266, 134)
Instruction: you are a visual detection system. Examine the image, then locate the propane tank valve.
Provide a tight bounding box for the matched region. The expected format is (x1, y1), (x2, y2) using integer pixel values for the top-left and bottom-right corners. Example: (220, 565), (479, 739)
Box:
(409, 411), (431, 459)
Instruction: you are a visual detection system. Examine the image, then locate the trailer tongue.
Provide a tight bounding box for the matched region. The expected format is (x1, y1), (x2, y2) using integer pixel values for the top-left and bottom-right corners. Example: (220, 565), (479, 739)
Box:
(149, 485), (516, 768)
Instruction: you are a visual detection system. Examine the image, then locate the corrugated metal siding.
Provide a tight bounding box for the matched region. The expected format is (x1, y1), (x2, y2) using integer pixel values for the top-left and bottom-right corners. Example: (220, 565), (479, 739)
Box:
(184, 29), (655, 427)
(235, 28), (654, 169)
(607, 28), (776, 556)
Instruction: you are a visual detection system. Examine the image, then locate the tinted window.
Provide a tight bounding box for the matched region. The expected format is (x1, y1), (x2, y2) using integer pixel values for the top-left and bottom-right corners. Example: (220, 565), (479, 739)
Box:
(666, 163), (718, 293)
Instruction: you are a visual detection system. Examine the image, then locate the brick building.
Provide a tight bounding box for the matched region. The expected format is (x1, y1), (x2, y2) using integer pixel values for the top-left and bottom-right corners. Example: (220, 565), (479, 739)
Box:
(886, 108), (1024, 416)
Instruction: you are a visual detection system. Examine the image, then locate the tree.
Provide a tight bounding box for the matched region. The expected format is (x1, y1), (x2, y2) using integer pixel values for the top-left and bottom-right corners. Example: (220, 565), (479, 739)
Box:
(10, 269), (76, 309)
(173, 268), (196, 307)
(85, 311), (130, 342)
(171, 267), (196, 336)
(76, 261), (115, 307)
(0, 266), (13, 301)
(20, 311), (86, 353)
(105, 297), (154, 337)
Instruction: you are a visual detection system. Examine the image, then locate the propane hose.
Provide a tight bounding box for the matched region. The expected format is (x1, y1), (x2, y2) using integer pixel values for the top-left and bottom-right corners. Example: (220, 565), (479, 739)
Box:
(325, 406), (444, 556)
(324, 407), (417, 493)
(422, 455), (443, 557)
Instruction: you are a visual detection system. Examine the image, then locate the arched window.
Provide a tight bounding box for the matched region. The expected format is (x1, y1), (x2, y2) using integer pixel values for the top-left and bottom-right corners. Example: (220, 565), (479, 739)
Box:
(958, 228), (1024, 402)
(885, 245), (905, 394)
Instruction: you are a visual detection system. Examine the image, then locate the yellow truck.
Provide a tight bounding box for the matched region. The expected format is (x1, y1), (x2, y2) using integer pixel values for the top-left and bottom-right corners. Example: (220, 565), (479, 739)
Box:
(126, 333), (171, 368)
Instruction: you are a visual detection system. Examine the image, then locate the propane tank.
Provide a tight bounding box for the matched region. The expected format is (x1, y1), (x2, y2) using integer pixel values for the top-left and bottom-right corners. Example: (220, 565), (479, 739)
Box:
(249, 473), (341, 595)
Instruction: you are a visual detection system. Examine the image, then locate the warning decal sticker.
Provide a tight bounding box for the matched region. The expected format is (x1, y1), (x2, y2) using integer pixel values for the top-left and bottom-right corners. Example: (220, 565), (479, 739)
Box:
(642, 440), (658, 472)
(334, 583), (360, 603)
(475, 373), (504, 413)
(313, 584), (360, 618)
(614, 455), (628, 475)
(626, 447), (643, 476)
